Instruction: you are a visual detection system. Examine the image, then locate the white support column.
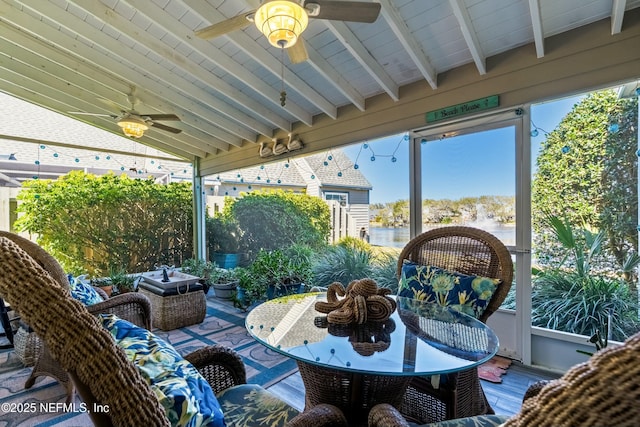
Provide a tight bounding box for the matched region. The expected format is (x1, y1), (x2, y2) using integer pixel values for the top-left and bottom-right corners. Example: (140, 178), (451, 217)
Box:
(409, 134), (422, 239)
(192, 158), (206, 261)
(516, 106), (532, 365)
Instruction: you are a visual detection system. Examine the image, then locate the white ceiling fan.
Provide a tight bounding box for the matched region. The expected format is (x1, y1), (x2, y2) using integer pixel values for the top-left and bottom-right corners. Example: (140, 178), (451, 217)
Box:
(195, 0), (382, 64)
(70, 88), (181, 139)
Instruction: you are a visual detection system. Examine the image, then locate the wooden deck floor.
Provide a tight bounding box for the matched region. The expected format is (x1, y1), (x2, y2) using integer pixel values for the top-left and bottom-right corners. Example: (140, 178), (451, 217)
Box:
(267, 362), (560, 419)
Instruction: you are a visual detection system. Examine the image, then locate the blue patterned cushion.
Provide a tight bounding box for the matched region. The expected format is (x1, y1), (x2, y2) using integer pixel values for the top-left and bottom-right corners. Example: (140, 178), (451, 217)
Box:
(69, 274), (104, 306)
(217, 384), (299, 427)
(398, 260), (500, 319)
(100, 314), (225, 427)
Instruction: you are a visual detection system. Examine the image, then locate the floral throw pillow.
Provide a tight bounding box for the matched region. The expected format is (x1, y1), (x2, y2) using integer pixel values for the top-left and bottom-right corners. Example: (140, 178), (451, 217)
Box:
(100, 314), (225, 427)
(398, 260), (501, 319)
(69, 274), (104, 306)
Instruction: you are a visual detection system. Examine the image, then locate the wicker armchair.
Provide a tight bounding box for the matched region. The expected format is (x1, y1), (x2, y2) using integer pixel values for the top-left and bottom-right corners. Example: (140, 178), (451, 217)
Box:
(0, 232), (152, 402)
(396, 226), (513, 423)
(369, 331), (640, 427)
(0, 236), (347, 426)
(25, 290), (152, 402)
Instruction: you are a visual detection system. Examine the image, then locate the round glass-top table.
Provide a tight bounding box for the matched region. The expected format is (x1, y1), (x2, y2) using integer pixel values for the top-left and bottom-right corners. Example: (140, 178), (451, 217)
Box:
(246, 293), (498, 425)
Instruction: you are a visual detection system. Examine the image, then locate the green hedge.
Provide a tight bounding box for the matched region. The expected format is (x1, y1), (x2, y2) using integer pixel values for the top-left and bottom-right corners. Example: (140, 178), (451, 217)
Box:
(16, 171), (193, 276)
(225, 190), (330, 257)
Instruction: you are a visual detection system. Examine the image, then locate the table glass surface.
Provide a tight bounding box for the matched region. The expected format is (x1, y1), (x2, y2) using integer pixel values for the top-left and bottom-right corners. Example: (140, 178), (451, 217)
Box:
(246, 293), (498, 376)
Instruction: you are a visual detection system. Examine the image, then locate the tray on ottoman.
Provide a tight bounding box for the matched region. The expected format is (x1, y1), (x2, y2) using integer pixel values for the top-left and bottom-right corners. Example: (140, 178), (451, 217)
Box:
(139, 281), (206, 331)
(140, 270), (200, 290)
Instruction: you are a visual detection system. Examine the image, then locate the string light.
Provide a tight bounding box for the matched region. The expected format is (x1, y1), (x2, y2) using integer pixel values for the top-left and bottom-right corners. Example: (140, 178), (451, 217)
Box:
(219, 160), (293, 194)
(32, 133), (415, 190)
(29, 144), (189, 178)
(352, 133), (408, 170)
(530, 120), (550, 138)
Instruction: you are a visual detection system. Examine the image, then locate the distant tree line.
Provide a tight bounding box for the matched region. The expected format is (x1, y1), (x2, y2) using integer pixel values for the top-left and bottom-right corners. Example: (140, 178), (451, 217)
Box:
(371, 195), (515, 227)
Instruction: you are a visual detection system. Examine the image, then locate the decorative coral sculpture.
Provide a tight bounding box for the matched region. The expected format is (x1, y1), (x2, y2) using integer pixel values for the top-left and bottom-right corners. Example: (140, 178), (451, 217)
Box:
(314, 278), (396, 324)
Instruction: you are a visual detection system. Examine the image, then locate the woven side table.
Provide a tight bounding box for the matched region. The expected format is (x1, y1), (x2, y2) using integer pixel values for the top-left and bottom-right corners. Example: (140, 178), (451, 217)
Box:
(138, 282), (206, 331)
(14, 323), (42, 366)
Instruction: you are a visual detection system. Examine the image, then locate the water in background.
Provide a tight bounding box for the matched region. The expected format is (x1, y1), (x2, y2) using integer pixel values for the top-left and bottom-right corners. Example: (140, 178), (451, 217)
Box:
(369, 224), (515, 248)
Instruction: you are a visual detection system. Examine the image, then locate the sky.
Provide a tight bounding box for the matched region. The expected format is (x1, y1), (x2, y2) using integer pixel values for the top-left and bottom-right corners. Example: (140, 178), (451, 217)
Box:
(342, 94), (585, 204)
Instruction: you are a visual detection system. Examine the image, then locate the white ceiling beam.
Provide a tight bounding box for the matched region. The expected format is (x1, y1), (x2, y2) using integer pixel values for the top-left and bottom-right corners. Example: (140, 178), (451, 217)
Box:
(528, 0), (545, 58)
(0, 59), (208, 159)
(325, 20), (399, 101)
(60, 0), (264, 142)
(611, 0), (627, 34)
(183, 0), (337, 119)
(0, 133), (185, 162)
(101, 0), (312, 128)
(0, 70), (202, 159)
(0, 171), (22, 187)
(0, 60), (209, 159)
(0, 24), (230, 151)
(449, 0), (486, 75)
(303, 42), (365, 111)
(8, 3), (248, 150)
(120, 0), (294, 131)
(378, 0), (438, 89)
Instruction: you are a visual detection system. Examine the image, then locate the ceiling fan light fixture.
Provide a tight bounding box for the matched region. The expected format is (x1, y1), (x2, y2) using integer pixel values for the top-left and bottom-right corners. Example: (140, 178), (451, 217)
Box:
(117, 117), (149, 138)
(254, 1), (308, 49)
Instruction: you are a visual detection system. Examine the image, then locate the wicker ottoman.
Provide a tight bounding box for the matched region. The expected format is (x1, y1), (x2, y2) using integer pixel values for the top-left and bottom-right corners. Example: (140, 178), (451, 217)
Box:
(138, 281), (206, 331)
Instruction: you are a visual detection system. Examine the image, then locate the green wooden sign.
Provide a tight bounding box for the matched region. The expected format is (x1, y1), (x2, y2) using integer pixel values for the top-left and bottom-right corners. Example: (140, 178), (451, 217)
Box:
(426, 95), (500, 123)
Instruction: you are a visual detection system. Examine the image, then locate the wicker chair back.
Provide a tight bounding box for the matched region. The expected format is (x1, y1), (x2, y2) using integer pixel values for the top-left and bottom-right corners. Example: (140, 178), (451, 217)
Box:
(396, 226), (513, 323)
(396, 226), (514, 422)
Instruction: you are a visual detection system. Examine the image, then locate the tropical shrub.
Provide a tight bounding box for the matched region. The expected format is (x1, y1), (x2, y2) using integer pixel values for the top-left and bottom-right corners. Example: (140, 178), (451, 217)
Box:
(312, 245), (375, 288)
(531, 214), (640, 340)
(15, 171), (193, 276)
(225, 190), (330, 256)
(369, 250), (400, 293)
(532, 270), (639, 341)
(311, 244), (399, 292)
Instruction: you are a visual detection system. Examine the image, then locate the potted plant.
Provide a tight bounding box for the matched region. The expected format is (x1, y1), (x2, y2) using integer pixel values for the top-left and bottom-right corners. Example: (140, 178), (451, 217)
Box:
(210, 267), (239, 300)
(248, 248), (312, 300)
(181, 258), (216, 295)
(106, 268), (139, 295)
(91, 268), (140, 297)
(91, 276), (113, 297)
(232, 266), (254, 309)
(206, 215), (241, 269)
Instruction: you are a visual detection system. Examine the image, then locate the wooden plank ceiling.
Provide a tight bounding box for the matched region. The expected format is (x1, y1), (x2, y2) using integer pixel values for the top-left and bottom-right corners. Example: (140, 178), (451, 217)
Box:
(1, 0), (639, 170)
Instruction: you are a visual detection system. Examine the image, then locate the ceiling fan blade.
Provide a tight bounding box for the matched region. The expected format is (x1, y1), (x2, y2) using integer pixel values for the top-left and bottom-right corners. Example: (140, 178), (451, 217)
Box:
(150, 122), (182, 134)
(69, 111), (116, 118)
(142, 113), (180, 121)
(195, 12), (255, 39)
(307, 1), (381, 23)
(96, 96), (125, 112)
(288, 39), (309, 64)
